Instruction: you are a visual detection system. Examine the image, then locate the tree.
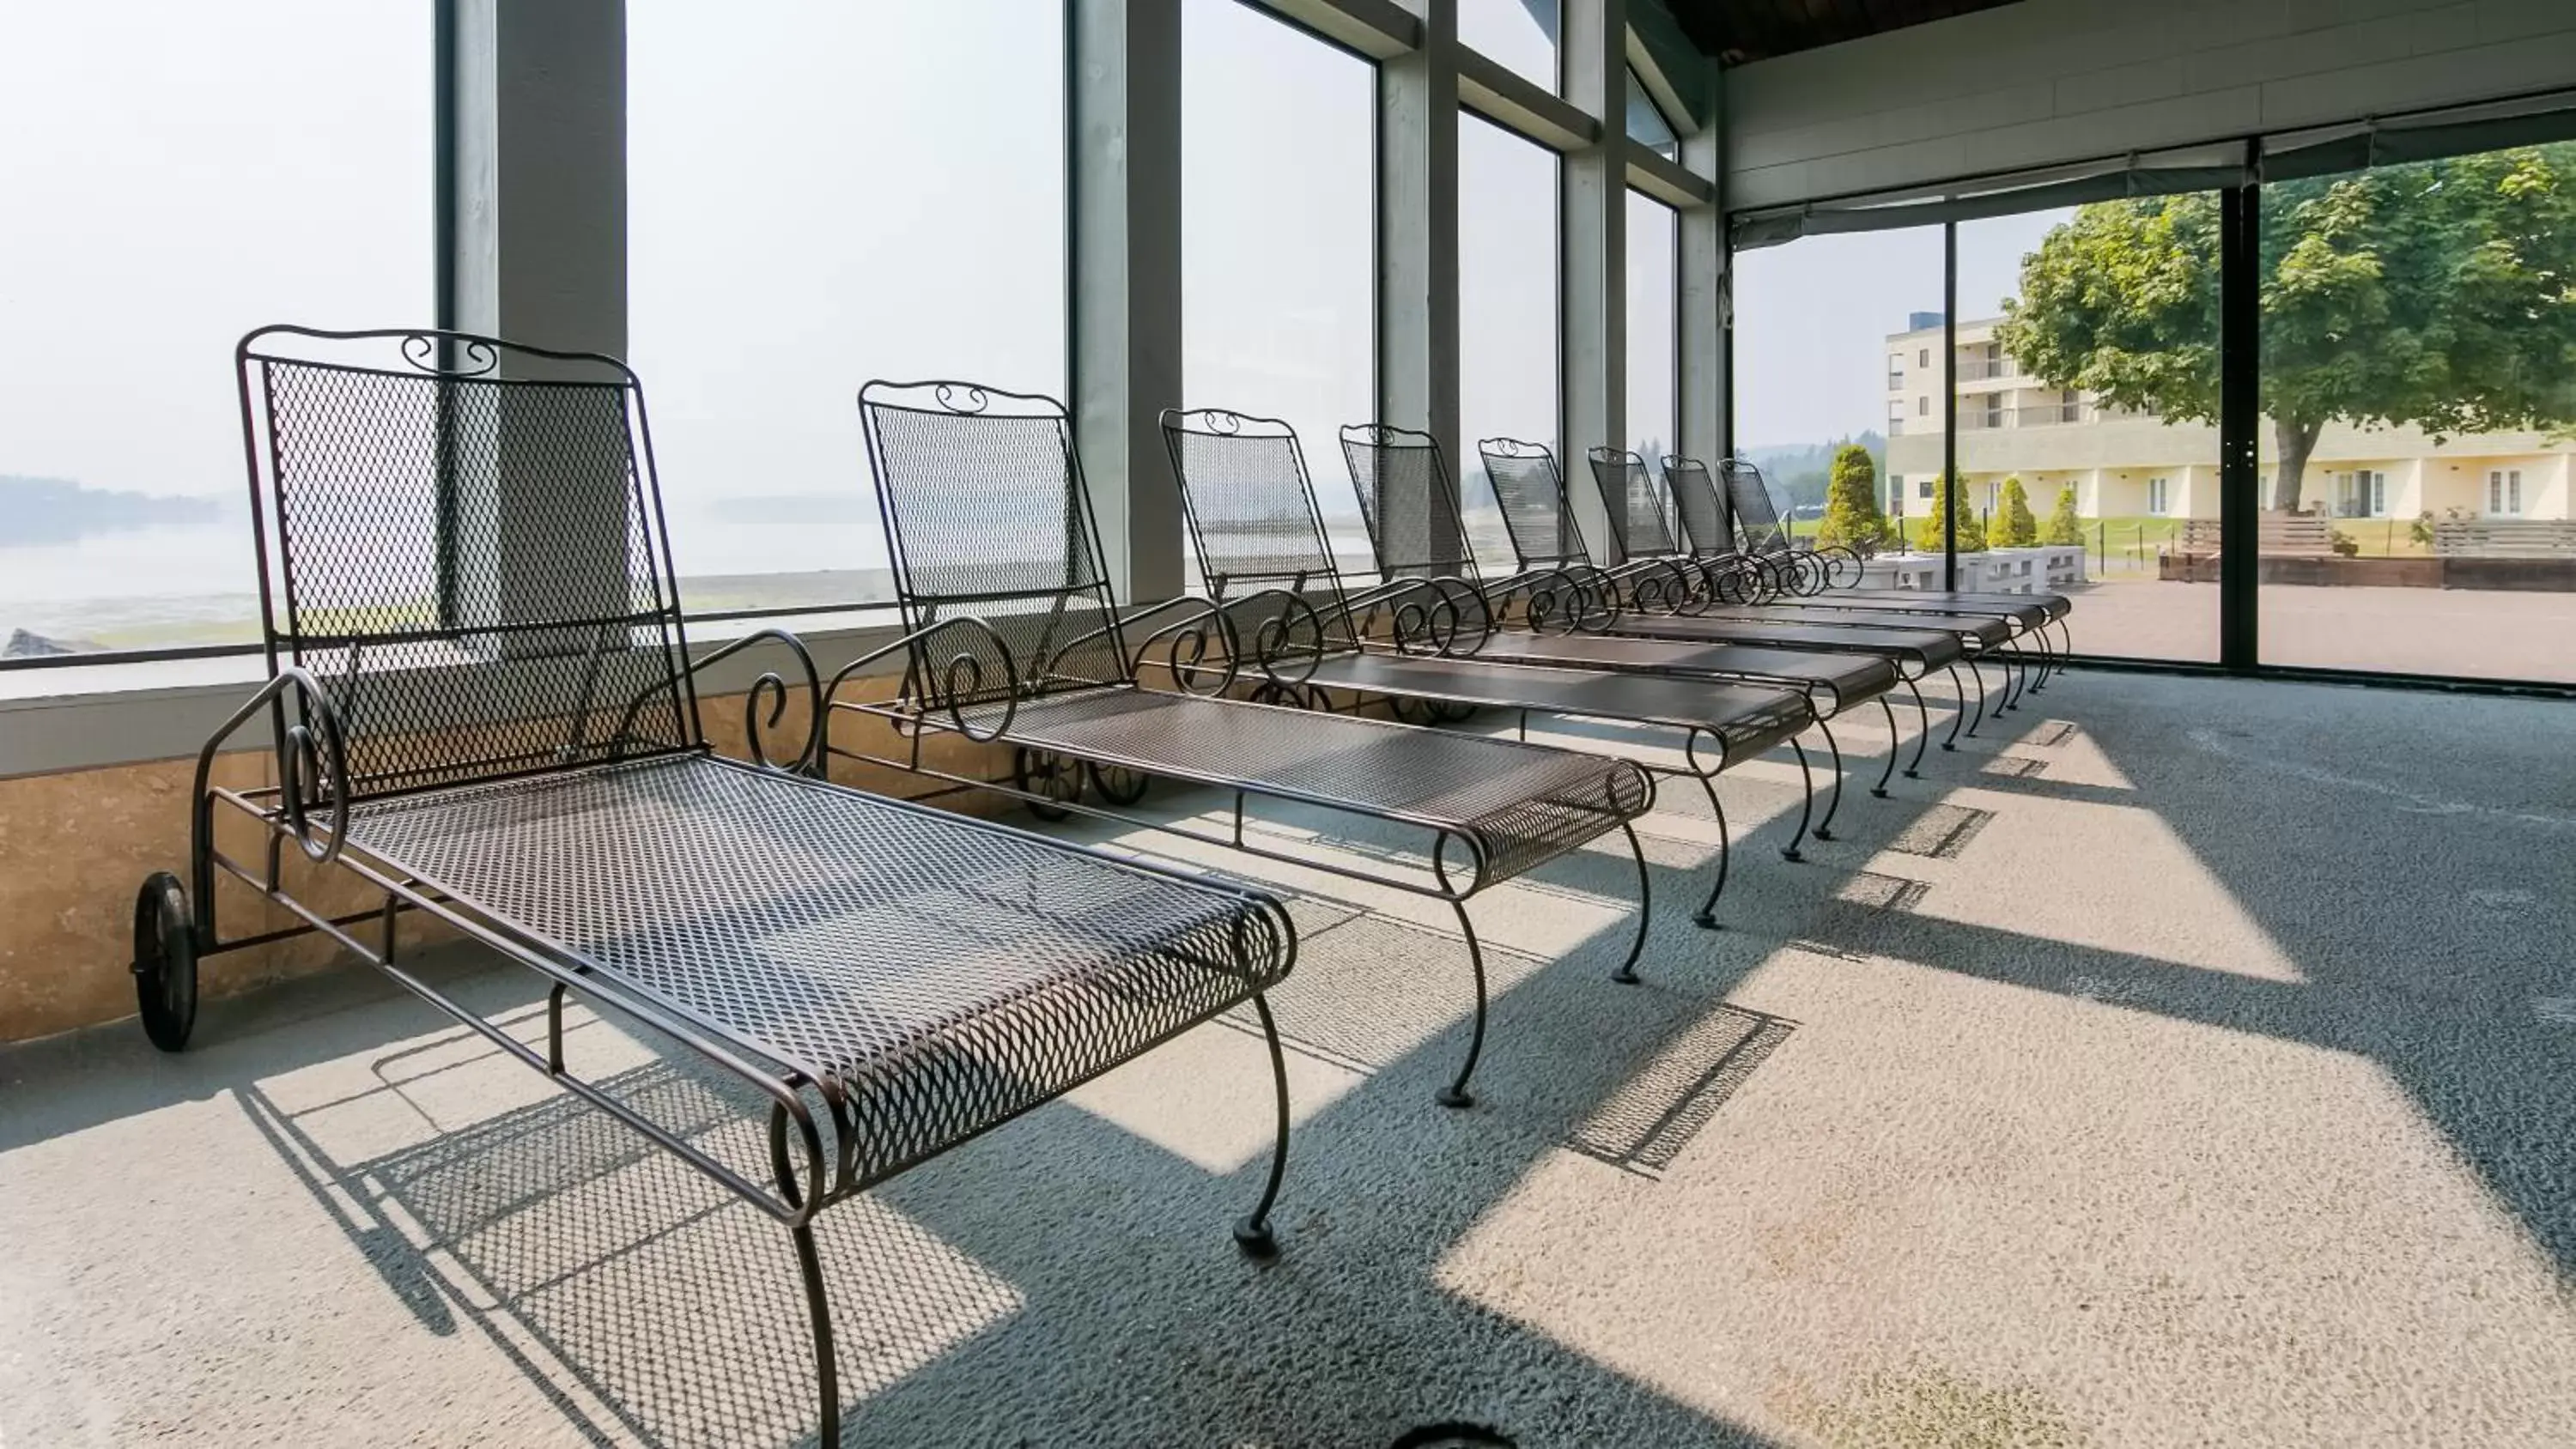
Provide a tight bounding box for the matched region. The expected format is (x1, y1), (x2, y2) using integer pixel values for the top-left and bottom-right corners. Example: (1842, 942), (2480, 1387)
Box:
(2043, 483), (2083, 546)
(1912, 473), (1985, 553)
(1995, 144), (2576, 513)
(1816, 442), (1886, 552)
(1988, 475), (2038, 548)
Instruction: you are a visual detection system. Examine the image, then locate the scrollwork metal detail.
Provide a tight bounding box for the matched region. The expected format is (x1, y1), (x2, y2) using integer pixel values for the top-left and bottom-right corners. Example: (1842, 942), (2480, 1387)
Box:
(825, 616), (1022, 744)
(932, 383), (991, 415)
(398, 332), (500, 379)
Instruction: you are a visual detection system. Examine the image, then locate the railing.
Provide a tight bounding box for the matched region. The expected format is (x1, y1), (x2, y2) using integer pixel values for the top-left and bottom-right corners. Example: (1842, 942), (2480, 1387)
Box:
(2433, 518), (2576, 559)
(2180, 514), (2334, 558)
(1956, 402), (2093, 430)
(1956, 358), (2014, 380)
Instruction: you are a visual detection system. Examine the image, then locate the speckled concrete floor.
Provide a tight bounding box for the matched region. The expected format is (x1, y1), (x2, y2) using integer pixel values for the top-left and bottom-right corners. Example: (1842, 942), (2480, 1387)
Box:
(3, 671), (2573, 1447)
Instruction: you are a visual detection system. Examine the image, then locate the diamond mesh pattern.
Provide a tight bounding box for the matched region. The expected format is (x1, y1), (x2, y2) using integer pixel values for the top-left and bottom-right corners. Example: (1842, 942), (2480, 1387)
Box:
(1477, 441), (1589, 568)
(861, 394), (1132, 705)
(254, 354), (691, 798)
(1720, 458), (1794, 553)
(993, 689), (1650, 886)
(1586, 450), (1682, 561)
(343, 754), (1291, 1191)
(1662, 457), (1733, 557)
(1339, 426), (1475, 579)
(1163, 421), (1364, 652)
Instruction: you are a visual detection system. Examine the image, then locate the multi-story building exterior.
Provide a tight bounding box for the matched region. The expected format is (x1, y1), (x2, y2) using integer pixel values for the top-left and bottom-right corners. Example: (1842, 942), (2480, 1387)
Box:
(1882, 314), (2576, 525)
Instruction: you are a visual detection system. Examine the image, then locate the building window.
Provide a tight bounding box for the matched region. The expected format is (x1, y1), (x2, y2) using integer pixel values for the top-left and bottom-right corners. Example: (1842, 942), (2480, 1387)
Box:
(1917, 396), (1929, 416)
(1623, 65), (1680, 162)
(1918, 347), (1930, 369)
(1887, 355), (1905, 391)
(2488, 468), (2524, 516)
(2332, 470), (2387, 518)
(2147, 476), (2172, 515)
(1917, 477), (1935, 500)
(1887, 400), (1905, 436)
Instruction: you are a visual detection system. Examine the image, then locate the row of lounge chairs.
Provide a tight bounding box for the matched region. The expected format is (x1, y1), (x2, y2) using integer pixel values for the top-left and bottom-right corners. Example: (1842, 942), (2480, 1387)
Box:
(132, 326), (2070, 1440)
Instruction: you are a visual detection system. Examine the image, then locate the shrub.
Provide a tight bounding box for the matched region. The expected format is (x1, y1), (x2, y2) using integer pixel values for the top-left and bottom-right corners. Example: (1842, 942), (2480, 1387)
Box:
(1816, 443), (1887, 554)
(1988, 475), (2039, 548)
(1912, 474), (1987, 553)
(2042, 484), (2083, 546)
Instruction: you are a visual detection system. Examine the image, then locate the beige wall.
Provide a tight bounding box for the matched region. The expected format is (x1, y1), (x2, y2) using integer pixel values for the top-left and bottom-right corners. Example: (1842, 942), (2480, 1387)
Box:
(0, 692), (1012, 1046)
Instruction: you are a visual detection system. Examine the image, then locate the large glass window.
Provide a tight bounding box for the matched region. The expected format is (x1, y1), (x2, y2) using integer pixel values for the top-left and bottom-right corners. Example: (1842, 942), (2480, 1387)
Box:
(1458, 114), (1561, 571)
(0, 2), (431, 659)
(1728, 227), (1937, 554)
(1625, 191), (1678, 468)
(628, 1), (1065, 618)
(1459, 1), (1557, 90)
(1971, 201), (2222, 661)
(1182, 0), (1375, 572)
(1625, 68), (1680, 161)
(2257, 142), (2576, 682)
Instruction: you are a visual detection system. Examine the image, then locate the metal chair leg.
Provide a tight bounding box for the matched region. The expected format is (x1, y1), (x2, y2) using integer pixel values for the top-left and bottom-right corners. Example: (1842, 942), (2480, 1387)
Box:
(1940, 666), (1966, 750)
(1612, 821), (1649, 984)
(1437, 900), (1488, 1110)
(1692, 774), (1731, 930)
(1781, 738), (1817, 862)
(1871, 697), (1899, 797)
(1234, 992), (1290, 1259)
(1810, 719), (1846, 841)
(1903, 676), (1931, 777)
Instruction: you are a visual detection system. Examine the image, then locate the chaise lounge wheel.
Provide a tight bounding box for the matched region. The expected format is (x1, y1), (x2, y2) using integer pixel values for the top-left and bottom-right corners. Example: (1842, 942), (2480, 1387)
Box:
(132, 870), (198, 1053)
(1087, 761), (1150, 806)
(1013, 747), (1084, 822)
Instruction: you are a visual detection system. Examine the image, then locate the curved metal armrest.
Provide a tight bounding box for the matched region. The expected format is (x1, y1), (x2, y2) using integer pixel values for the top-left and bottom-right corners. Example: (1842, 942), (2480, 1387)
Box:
(1814, 541), (1869, 587)
(195, 666), (355, 868)
(1210, 587), (1341, 687)
(822, 616), (1024, 744)
(1485, 564), (1619, 634)
(611, 627), (825, 773)
(1602, 555), (1702, 615)
(1121, 595), (1245, 697)
(1346, 575), (1495, 657)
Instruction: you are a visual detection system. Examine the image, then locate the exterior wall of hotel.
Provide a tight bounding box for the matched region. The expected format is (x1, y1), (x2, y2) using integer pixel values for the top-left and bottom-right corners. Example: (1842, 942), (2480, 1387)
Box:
(1885, 319), (2576, 523)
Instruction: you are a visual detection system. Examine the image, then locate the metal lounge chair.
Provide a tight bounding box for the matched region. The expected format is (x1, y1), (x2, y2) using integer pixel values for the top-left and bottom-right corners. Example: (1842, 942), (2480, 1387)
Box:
(1478, 435), (2005, 745)
(831, 380), (1655, 1108)
(1160, 406), (1820, 929)
(1698, 455), (2075, 688)
(133, 327), (1301, 1446)
(1341, 422), (1934, 838)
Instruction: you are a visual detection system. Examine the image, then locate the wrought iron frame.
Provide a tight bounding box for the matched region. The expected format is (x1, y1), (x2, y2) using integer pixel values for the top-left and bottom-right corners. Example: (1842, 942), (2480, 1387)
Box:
(1159, 405), (1835, 927)
(137, 327), (1300, 1446)
(829, 380), (1656, 1109)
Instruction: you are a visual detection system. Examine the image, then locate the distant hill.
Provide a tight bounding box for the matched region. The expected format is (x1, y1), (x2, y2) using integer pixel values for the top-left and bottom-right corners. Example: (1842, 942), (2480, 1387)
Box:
(1735, 433), (1887, 517)
(0, 475), (222, 547)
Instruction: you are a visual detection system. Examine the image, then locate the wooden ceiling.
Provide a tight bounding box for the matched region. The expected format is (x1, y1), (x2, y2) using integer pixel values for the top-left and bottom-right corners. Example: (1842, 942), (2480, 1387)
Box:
(1667, 0), (2026, 66)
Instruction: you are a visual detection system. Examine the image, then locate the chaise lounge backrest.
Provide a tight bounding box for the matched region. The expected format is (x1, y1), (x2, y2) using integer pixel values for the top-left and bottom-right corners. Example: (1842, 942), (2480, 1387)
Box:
(237, 325), (700, 802)
(1339, 423), (1482, 583)
(1159, 409), (1366, 653)
(1660, 455), (1734, 559)
(1586, 447), (1684, 565)
(859, 380), (1135, 708)
(1477, 438), (1591, 571)
(1720, 457), (1797, 554)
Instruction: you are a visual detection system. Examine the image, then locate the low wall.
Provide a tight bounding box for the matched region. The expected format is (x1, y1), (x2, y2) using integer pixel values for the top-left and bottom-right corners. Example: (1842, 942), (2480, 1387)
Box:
(2157, 555), (2576, 591)
(1862, 546), (2087, 591)
(0, 693), (1009, 1046)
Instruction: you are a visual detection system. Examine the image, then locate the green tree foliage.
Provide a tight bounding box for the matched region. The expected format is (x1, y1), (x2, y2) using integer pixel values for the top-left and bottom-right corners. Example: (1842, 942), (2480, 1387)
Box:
(2042, 483), (2083, 546)
(1995, 144), (2576, 513)
(1816, 442), (1887, 552)
(1987, 475), (2038, 548)
(1912, 474), (1986, 553)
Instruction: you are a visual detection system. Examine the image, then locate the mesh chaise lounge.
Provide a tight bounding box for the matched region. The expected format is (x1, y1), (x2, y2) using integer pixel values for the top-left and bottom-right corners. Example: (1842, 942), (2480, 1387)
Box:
(1690, 455), (2074, 692)
(1485, 437), (2014, 737)
(1340, 423), (1937, 828)
(1161, 405), (1820, 927)
(829, 380), (1654, 1108)
(131, 327), (1299, 1446)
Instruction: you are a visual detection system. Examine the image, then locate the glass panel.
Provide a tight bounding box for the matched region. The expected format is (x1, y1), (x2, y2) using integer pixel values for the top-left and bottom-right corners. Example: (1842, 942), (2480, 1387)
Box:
(629, 1), (1065, 619)
(1625, 67), (1680, 161)
(1625, 191), (1678, 470)
(1459, 114), (1561, 571)
(0, 1), (431, 659)
(1728, 227), (1938, 556)
(1459, 0), (1557, 92)
(1966, 201), (2222, 660)
(2258, 142), (2576, 682)
(1182, 0), (1376, 574)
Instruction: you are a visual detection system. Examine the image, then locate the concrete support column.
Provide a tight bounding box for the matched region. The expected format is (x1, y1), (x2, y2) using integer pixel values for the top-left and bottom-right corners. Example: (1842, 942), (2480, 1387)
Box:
(1071, 0), (1187, 603)
(1379, 0), (1462, 566)
(447, 0), (629, 635)
(1559, 0), (1626, 555)
(1677, 66), (1724, 470)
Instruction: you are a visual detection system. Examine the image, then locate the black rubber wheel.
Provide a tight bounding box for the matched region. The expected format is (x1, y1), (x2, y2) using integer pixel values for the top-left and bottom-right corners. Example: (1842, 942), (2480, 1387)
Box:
(1387, 695), (1437, 726)
(1012, 747), (1082, 822)
(1431, 700), (1479, 724)
(132, 870), (197, 1052)
(1086, 761), (1150, 806)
